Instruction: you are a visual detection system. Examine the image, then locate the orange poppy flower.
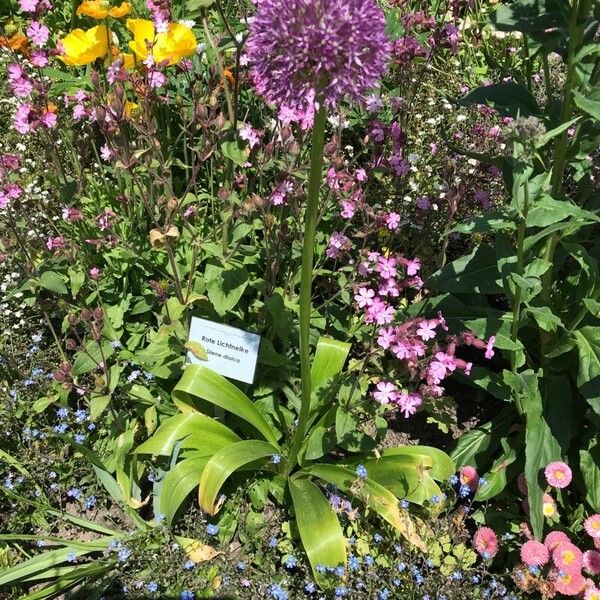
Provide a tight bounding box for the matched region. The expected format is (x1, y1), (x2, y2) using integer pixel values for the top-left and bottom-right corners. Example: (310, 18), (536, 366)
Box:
(0, 32), (29, 53)
(77, 1), (131, 19)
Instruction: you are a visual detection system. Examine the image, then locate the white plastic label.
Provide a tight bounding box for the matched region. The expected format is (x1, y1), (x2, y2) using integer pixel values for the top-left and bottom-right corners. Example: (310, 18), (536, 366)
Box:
(187, 317), (261, 384)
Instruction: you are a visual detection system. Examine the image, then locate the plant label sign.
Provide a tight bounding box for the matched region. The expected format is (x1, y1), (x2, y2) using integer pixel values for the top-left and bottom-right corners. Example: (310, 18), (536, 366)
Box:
(187, 317), (260, 384)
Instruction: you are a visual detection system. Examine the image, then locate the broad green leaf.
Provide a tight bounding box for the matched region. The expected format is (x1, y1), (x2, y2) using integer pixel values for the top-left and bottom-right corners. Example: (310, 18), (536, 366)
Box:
(198, 440), (279, 514)
(159, 457), (209, 524)
(136, 413), (240, 456)
(459, 82), (540, 117)
(475, 439), (519, 501)
(428, 245), (503, 294)
(72, 341), (115, 376)
(446, 212), (515, 236)
(307, 464), (426, 550)
(22, 562), (111, 599)
(450, 406), (516, 468)
(173, 365), (280, 446)
(381, 446), (455, 482)
(526, 306), (564, 332)
(39, 270), (68, 295)
(580, 439), (600, 512)
(289, 475), (346, 584)
(489, 0), (566, 34)
(573, 327), (600, 415)
(573, 89), (600, 121)
(527, 195), (600, 228)
(311, 337), (351, 389)
(0, 542), (110, 586)
(463, 317), (524, 351)
(204, 263), (249, 316)
(505, 370), (561, 540)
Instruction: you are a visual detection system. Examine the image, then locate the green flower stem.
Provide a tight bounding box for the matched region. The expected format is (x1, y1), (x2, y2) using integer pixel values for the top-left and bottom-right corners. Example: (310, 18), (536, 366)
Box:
(286, 105), (328, 474)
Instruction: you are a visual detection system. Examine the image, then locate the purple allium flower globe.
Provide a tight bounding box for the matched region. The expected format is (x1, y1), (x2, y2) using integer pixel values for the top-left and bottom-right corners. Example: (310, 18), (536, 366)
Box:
(246, 0), (390, 122)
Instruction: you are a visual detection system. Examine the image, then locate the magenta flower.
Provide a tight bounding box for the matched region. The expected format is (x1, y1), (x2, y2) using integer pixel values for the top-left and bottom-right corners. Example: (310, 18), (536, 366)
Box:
(544, 461), (572, 489)
(27, 21), (49, 46)
(583, 550), (600, 575)
(246, 0), (390, 119)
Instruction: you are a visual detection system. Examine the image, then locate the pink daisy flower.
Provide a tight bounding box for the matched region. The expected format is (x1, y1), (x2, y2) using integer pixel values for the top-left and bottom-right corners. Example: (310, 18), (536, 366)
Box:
(552, 542), (583, 574)
(545, 461), (572, 488)
(583, 550), (600, 575)
(544, 530), (571, 551)
(520, 540), (549, 567)
(584, 587), (600, 600)
(584, 514), (600, 540)
(552, 570), (586, 596)
(472, 527), (499, 559)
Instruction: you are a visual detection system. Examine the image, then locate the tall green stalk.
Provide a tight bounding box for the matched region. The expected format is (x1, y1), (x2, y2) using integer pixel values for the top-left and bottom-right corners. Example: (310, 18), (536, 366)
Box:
(286, 106), (328, 474)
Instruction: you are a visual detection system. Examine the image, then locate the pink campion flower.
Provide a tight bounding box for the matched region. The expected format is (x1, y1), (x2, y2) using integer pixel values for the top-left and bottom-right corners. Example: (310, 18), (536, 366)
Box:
(40, 110), (57, 128)
(367, 300), (395, 325)
(434, 351), (458, 373)
(385, 211), (401, 230)
(326, 231), (350, 259)
(89, 267), (101, 280)
(396, 391), (421, 418)
(416, 319), (437, 341)
(484, 336), (496, 359)
(340, 200), (355, 219)
(584, 515), (600, 540)
(19, 0), (38, 10)
(553, 542), (583, 574)
(472, 527), (499, 559)
(29, 49), (48, 67)
(270, 179), (293, 205)
(46, 236), (66, 251)
(239, 123), (261, 149)
(8, 64), (25, 81)
(405, 257), (420, 276)
(427, 360), (447, 385)
(0, 154), (20, 170)
(377, 326), (396, 349)
(545, 461), (572, 489)
(27, 21), (49, 45)
(5, 184), (22, 199)
(97, 209), (115, 231)
(583, 550), (600, 575)
(372, 381), (398, 405)
(376, 256), (397, 279)
(73, 104), (86, 121)
(520, 540), (549, 567)
(437, 311), (448, 331)
(545, 531), (571, 551)
(13, 104), (34, 133)
(148, 70), (167, 88)
(12, 78), (33, 98)
(0, 192), (8, 209)
(355, 168), (367, 182)
(100, 144), (114, 162)
(354, 287), (375, 308)
(62, 207), (83, 221)
(459, 466), (479, 491)
(378, 278), (399, 297)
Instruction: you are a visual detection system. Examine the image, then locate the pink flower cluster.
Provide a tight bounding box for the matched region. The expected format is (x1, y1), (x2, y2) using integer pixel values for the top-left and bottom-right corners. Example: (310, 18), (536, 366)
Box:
(0, 155), (23, 210)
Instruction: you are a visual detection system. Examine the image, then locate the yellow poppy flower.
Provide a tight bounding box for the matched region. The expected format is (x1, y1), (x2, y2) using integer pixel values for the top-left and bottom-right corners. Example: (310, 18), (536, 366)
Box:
(77, 1), (131, 19)
(127, 18), (197, 65)
(58, 25), (109, 66)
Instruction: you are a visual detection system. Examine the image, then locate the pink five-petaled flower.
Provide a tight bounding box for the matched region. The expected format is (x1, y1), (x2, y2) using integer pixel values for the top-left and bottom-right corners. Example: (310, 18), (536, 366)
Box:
(26, 21), (49, 45)
(372, 381), (398, 405)
(377, 326), (396, 349)
(545, 461), (572, 489)
(583, 550), (600, 575)
(520, 540), (549, 567)
(472, 527), (499, 559)
(396, 391), (421, 418)
(416, 319), (437, 341)
(552, 542), (583, 574)
(385, 212), (401, 230)
(89, 267), (101, 280)
(484, 336), (496, 359)
(584, 515), (600, 540)
(246, 0), (390, 118)
(405, 257), (420, 276)
(354, 287), (375, 308)
(239, 123), (261, 149)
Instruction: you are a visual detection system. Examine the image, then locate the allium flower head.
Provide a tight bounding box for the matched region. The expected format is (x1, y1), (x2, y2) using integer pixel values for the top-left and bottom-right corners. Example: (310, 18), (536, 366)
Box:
(544, 461), (572, 488)
(246, 0), (390, 119)
(520, 540), (549, 567)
